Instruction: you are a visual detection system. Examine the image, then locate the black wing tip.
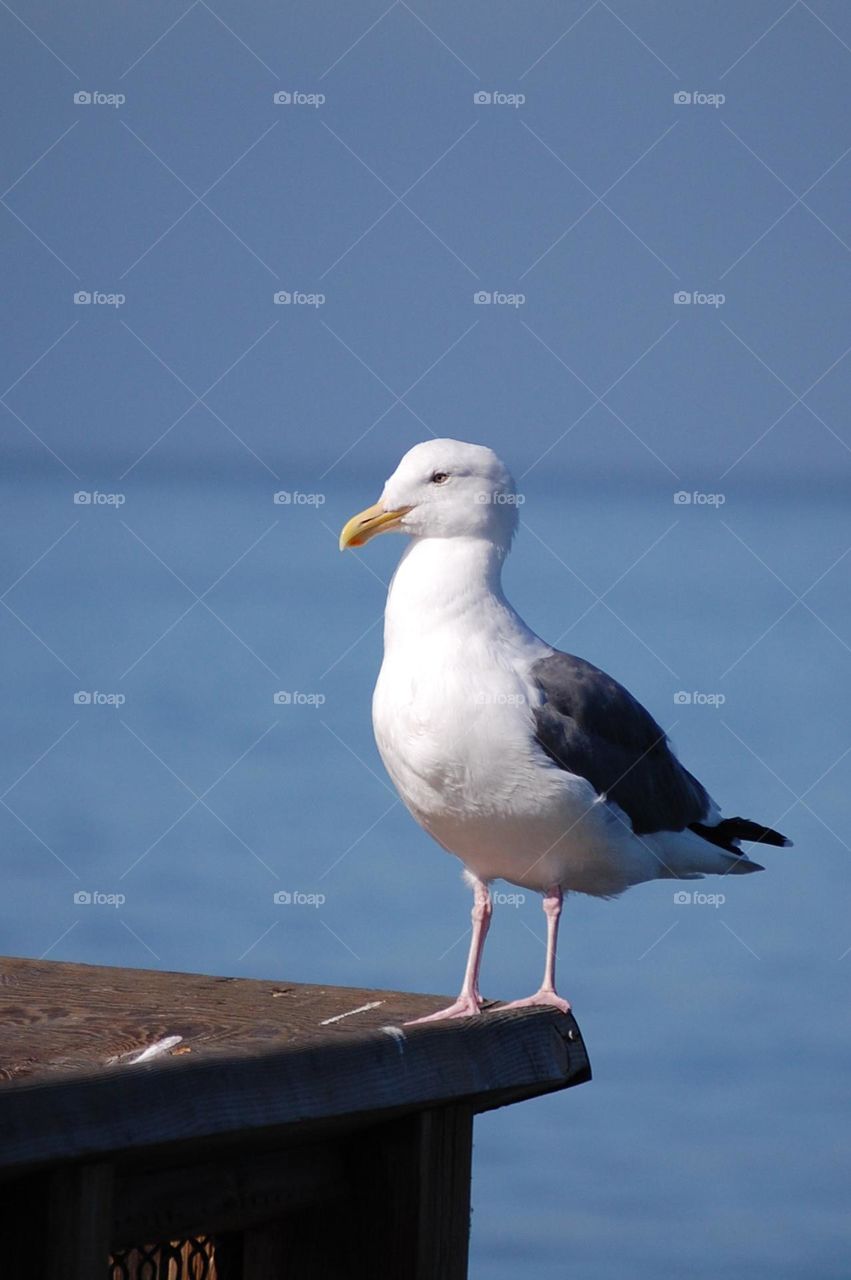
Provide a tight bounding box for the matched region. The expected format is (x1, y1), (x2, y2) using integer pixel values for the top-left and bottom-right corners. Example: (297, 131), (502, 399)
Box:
(690, 817), (792, 854)
(734, 819), (792, 848)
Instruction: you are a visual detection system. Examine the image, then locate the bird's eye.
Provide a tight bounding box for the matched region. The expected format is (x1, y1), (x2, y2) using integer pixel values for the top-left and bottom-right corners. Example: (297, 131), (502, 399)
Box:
(431, 471), (449, 485)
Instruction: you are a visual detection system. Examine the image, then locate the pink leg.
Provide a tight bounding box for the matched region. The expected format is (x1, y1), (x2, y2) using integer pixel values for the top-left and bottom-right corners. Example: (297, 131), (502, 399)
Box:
(406, 877), (492, 1024)
(502, 886), (571, 1013)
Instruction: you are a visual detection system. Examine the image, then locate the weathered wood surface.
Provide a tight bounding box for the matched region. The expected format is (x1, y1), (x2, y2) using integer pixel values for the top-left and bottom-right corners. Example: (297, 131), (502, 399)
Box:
(256, 1106), (475, 1280)
(112, 1146), (347, 1247)
(0, 957), (590, 1173)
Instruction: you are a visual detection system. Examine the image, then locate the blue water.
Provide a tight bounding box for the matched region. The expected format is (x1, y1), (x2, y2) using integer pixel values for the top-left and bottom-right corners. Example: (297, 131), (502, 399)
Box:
(2, 466), (848, 1277)
(4, 0), (850, 1269)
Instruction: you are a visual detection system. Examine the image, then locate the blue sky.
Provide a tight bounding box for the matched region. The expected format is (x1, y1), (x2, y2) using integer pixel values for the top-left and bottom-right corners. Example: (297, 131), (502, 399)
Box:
(3, 0), (851, 487)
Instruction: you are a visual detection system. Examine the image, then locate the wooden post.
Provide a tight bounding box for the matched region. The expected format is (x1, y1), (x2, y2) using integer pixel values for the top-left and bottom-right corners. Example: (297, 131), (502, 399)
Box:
(241, 1105), (473, 1280)
(46, 1163), (114, 1280)
(413, 1105), (474, 1279)
(347, 1105), (473, 1280)
(352, 1104), (474, 1280)
(0, 1164), (114, 1280)
(0, 956), (591, 1280)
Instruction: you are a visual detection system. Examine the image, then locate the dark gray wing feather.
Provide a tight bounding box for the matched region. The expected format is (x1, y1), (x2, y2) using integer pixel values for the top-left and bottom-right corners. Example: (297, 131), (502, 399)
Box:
(530, 651), (710, 835)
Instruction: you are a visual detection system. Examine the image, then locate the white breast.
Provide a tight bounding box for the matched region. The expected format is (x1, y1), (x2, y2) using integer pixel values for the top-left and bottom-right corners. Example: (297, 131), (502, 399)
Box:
(370, 535), (649, 895)
(373, 633), (547, 820)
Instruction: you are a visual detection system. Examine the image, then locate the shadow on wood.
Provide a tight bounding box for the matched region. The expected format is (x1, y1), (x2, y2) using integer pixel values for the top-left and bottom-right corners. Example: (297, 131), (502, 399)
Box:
(0, 956), (591, 1279)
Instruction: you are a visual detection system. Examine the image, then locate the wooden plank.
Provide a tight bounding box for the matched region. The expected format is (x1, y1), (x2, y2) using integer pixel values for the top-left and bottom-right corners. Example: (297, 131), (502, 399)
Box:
(0, 955), (584, 1081)
(239, 1106), (473, 1280)
(46, 1163), (113, 1280)
(112, 1145), (347, 1247)
(0, 957), (590, 1173)
(0, 956), (498, 1081)
(414, 1106), (474, 1279)
(347, 1106), (474, 1280)
(0, 1163), (114, 1279)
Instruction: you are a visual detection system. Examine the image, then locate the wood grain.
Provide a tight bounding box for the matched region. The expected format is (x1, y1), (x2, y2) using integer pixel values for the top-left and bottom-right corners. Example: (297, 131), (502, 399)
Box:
(0, 956), (591, 1174)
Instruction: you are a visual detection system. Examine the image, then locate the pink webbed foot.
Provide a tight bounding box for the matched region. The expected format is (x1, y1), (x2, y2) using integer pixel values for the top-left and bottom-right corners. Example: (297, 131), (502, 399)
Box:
(404, 992), (483, 1025)
(500, 989), (571, 1014)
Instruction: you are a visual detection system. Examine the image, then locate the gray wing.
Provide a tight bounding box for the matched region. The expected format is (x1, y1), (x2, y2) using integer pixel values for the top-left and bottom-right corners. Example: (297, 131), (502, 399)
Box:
(529, 651), (711, 836)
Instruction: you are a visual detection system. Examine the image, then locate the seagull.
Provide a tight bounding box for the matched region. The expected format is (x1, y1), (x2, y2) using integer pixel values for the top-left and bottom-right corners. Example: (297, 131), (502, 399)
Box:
(339, 439), (791, 1022)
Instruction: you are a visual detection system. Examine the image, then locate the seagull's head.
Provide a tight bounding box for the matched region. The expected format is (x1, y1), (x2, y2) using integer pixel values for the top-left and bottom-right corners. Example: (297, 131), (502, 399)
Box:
(339, 439), (519, 553)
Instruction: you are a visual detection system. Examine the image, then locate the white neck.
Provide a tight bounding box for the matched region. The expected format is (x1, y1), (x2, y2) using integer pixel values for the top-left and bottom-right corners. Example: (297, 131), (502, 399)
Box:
(383, 535), (535, 651)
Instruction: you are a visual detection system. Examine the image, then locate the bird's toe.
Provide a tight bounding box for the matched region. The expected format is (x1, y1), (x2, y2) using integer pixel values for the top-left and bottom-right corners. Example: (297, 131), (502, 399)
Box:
(500, 990), (571, 1014)
(404, 994), (483, 1025)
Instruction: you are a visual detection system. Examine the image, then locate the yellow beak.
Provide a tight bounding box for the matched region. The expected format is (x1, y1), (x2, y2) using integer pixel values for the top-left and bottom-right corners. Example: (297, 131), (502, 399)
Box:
(339, 500), (411, 550)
